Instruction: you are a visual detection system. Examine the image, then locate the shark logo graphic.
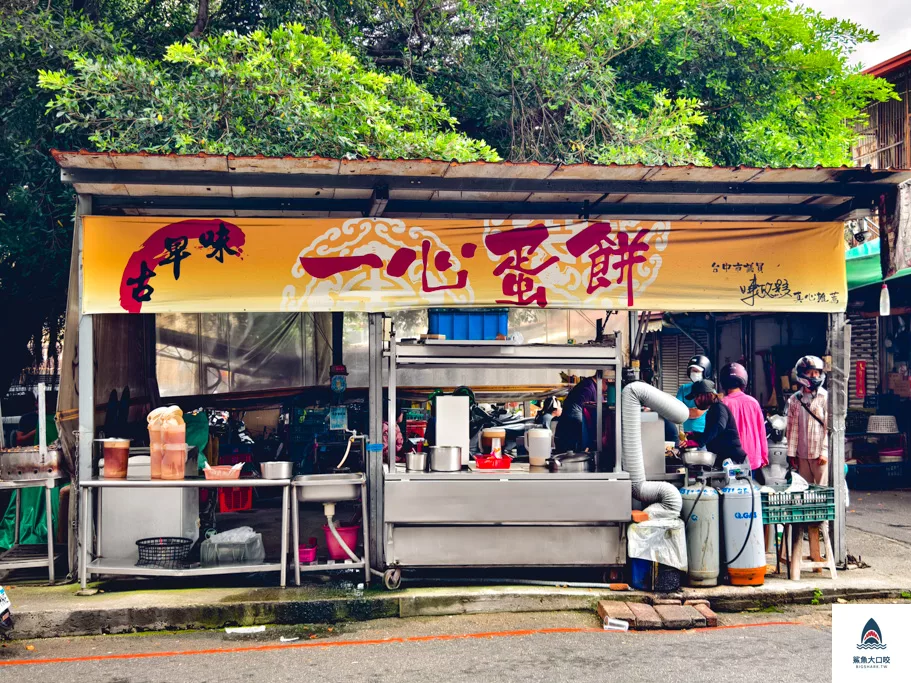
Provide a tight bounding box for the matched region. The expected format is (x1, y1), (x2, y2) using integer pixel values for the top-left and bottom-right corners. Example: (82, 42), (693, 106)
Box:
(857, 618), (887, 650)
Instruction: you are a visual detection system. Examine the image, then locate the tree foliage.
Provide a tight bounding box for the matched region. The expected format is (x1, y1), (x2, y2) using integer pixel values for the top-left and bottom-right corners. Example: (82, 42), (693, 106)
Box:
(39, 24), (500, 160)
(0, 7), (120, 393)
(0, 0), (899, 394)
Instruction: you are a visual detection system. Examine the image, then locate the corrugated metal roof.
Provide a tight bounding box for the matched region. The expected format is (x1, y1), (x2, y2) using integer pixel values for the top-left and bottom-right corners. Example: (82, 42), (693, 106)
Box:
(863, 48), (911, 78)
(52, 150), (911, 222)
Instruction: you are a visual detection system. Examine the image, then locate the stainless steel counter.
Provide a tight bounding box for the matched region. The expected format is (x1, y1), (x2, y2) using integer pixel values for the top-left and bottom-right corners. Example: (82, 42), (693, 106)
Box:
(382, 463), (630, 569)
(78, 477), (291, 588)
(81, 476), (290, 487)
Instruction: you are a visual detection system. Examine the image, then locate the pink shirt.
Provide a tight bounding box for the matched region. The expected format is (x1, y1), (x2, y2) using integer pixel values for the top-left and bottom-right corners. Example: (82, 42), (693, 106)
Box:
(722, 390), (768, 470)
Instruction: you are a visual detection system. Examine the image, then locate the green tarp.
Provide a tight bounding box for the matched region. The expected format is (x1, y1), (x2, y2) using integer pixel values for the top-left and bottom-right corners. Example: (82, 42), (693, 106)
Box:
(846, 240), (911, 290)
(0, 416), (61, 551)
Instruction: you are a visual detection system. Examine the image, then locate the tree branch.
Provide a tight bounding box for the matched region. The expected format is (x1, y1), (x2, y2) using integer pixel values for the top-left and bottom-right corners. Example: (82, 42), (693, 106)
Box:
(188, 0), (209, 39)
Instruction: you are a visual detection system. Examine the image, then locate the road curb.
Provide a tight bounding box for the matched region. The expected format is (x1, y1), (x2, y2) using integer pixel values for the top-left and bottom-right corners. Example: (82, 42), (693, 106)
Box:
(7, 583), (910, 640)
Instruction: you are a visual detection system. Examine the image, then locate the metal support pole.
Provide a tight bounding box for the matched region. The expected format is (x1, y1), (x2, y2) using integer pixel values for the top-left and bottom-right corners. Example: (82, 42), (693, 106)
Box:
(615, 332), (623, 473)
(280, 484), (289, 587)
(828, 312), (849, 565)
(367, 313), (385, 571)
(45, 481), (55, 584)
(388, 321), (397, 462)
(595, 371), (603, 470)
(75, 195), (94, 585)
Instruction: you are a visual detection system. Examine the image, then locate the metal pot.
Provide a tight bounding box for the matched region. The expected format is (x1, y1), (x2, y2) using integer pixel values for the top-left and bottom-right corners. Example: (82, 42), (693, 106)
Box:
(405, 451), (428, 472)
(261, 461), (293, 479)
(546, 451), (593, 473)
(429, 446), (462, 472)
(681, 448), (715, 468)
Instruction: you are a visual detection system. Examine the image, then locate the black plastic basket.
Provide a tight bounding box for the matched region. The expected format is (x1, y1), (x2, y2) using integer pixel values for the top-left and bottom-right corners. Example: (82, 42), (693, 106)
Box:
(135, 537), (192, 569)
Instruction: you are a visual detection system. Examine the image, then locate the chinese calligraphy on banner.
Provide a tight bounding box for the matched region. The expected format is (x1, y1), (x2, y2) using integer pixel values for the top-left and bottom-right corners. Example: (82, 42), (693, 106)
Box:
(80, 217), (847, 314)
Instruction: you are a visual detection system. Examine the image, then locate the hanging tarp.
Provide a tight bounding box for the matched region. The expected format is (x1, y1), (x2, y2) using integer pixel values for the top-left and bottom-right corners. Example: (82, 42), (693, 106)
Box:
(81, 217), (847, 314)
(846, 240), (884, 290)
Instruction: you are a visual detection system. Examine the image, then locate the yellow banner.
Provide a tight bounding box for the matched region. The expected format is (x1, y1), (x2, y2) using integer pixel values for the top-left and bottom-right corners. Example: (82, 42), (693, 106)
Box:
(81, 217), (846, 314)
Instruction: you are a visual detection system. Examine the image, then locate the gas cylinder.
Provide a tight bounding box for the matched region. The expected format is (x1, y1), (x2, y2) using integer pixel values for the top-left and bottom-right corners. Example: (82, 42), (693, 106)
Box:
(719, 470), (766, 586)
(680, 482), (720, 587)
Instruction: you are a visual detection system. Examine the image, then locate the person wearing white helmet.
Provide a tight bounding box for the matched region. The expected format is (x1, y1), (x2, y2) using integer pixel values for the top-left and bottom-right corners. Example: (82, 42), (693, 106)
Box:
(786, 355), (829, 565)
(676, 355), (712, 434)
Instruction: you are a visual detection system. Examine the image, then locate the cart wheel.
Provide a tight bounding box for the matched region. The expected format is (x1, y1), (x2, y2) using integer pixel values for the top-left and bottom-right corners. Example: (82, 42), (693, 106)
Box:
(383, 569), (402, 591)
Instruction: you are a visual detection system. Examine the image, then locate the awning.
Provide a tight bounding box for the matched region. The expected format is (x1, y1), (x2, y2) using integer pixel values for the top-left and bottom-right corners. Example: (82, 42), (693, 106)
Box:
(52, 151), (911, 314)
(847, 240), (883, 290)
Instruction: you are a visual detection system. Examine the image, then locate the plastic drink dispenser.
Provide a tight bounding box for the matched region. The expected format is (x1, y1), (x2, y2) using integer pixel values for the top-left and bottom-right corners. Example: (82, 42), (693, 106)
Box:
(147, 407), (167, 478)
(156, 406), (187, 480)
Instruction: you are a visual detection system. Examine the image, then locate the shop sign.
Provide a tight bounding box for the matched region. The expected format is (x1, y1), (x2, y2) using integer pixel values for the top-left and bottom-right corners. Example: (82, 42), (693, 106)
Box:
(81, 217), (847, 314)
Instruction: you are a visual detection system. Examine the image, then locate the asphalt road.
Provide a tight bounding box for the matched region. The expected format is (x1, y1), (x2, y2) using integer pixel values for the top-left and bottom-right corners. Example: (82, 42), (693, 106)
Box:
(0, 610), (831, 683)
(846, 489), (911, 546)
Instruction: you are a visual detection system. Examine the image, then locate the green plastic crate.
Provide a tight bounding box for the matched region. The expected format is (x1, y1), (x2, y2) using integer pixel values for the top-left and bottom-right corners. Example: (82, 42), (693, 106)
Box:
(761, 484), (835, 525)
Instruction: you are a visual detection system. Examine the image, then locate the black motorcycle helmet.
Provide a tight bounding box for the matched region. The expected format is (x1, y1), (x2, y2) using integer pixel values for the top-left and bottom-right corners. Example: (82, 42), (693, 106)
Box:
(687, 355), (713, 382)
(794, 355), (826, 391)
(719, 362), (748, 391)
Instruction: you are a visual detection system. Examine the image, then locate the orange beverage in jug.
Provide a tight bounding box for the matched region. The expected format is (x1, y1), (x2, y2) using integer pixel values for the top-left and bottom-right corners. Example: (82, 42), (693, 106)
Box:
(150, 442), (163, 479)
(103, 439), (130, 478)
(161, 443), (187, 480)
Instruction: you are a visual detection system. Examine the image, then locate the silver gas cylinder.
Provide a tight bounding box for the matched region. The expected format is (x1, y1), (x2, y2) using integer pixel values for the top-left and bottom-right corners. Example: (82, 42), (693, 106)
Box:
(680, 482), (720, 587)
(719, 464), (765, 586)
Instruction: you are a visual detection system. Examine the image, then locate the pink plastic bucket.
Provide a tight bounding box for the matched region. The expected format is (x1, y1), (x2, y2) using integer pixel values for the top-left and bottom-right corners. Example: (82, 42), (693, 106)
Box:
(322, 525), (360, 561)
(298, 537), (318, 564)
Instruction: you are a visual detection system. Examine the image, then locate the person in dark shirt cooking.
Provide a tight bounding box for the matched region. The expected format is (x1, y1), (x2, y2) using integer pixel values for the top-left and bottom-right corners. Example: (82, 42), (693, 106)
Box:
(682, 380), (747, 468)
(554, 376), (598, 453)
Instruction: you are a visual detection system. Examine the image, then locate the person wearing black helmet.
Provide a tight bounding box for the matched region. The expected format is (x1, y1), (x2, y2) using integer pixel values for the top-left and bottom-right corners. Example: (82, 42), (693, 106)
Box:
(675, 355), (712, 435)
(681, 379), (748, 469)
(786, 355), (829, 565)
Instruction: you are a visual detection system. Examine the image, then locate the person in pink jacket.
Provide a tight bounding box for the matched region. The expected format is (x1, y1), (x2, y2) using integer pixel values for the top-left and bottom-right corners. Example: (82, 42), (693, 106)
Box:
(719, 363), (768, 483)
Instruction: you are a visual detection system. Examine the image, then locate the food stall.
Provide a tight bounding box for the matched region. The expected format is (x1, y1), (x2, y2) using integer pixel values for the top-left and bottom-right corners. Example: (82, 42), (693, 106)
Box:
(51, 151), (911, 586)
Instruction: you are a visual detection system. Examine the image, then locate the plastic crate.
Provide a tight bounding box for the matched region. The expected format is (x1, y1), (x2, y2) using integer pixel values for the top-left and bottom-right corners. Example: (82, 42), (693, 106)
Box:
(217, 450), (253, 468)
(428, 308), (508, 340)
(847, 461), (908, 490)
(761, 484), (835, 525)
(218, 486), (253, 513)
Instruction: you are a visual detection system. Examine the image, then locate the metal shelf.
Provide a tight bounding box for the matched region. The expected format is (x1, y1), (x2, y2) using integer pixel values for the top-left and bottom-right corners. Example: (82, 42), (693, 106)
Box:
(390, 341), (620, 369)
(80, 477), (290, 488)
(87, 557), (283, 578)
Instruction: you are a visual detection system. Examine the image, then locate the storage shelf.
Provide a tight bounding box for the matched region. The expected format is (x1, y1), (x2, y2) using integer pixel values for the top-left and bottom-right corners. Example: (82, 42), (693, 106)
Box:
(87, 557), (283, 577)
(80, 477), (289, 488)
(296, 559), (365, 574)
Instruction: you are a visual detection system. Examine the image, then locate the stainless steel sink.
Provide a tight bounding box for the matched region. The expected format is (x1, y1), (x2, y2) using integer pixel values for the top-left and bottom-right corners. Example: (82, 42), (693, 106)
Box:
(293, 473), (364, 502)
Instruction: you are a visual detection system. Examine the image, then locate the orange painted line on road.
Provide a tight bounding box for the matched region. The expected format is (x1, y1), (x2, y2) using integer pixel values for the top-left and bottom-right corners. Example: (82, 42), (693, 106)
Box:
(0, 621), (801, 668)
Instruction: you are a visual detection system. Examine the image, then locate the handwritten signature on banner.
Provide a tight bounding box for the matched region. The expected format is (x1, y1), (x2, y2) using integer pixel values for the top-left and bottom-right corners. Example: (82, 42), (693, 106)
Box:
(290, 220), (659, 310)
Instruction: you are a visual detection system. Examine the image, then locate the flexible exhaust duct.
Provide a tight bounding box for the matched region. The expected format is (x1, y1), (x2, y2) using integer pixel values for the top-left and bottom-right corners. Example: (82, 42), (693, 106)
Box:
(621, 382), (690, 517)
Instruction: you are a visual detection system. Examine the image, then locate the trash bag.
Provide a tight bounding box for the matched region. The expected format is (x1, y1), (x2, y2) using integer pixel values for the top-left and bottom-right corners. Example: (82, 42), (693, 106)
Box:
(627, 517), (688, 572)
(200, 527), (265, 567)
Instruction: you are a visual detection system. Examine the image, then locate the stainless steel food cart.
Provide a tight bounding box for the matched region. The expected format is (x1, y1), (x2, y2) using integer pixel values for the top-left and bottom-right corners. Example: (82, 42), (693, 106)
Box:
(367, 319), (629, 588)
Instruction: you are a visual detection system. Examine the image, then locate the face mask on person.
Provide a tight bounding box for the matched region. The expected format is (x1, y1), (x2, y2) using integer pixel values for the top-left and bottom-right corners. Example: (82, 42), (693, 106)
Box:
(689, 369), (704, 383)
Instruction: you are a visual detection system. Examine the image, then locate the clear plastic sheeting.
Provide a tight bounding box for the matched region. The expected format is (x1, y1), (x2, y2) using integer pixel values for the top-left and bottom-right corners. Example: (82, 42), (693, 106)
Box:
(156, 309), (622, 394)
(627, 517), (688, 572)
(157, 313), (314, 396)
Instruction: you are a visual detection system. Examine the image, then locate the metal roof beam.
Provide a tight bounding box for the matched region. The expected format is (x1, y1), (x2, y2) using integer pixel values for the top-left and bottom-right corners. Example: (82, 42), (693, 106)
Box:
(366, 185), (389, 217)
(91, 195), (856, 219)
(62, 168), (888, 198)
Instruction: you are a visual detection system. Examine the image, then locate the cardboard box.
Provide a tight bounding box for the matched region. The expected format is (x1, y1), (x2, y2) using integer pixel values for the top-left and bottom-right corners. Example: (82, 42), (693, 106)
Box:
(887, 373), (911, 397)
